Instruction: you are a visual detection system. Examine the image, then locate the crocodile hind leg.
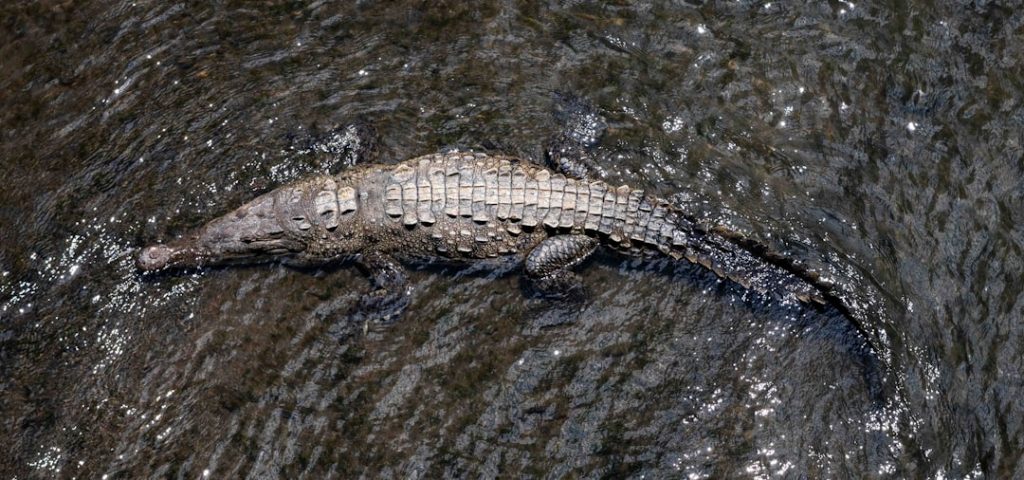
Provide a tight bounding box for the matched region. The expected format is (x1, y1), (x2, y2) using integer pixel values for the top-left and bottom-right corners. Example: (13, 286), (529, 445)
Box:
(545, 136), (604, 180)
(353, 251), (409, 322)
(524, 235), (599, 296)
(545, 96), (607, 180)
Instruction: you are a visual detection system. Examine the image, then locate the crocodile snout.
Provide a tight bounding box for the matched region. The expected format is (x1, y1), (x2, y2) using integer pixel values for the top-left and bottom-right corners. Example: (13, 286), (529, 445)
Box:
(137, 245), (174, 271)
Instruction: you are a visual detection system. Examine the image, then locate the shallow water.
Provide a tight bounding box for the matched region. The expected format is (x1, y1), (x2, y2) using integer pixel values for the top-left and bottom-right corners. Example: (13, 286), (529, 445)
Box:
(2, 1), (1022, 478)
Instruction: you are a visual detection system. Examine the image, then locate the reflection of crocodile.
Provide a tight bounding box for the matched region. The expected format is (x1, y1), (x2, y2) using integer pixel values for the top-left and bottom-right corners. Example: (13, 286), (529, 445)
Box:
(138, 148), (845, 315)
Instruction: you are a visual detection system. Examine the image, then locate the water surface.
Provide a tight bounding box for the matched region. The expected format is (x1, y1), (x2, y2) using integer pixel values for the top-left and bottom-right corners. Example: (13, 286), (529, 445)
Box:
(2, 2), (1022, 478)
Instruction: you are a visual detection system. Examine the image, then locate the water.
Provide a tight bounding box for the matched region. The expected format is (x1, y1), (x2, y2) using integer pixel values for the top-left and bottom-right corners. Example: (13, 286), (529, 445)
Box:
(2, 1), (1021, 478)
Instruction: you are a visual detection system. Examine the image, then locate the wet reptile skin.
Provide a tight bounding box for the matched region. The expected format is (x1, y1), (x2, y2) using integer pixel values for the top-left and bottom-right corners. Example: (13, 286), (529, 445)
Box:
(138, 151), (839, 308)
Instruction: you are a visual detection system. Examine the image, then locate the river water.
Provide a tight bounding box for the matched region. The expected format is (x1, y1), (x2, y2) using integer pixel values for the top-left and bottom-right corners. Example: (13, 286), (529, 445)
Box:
(2, 2), (1021, 478)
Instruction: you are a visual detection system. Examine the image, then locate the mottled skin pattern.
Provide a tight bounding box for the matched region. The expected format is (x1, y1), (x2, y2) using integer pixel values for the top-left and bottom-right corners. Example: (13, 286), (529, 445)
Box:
(138, 151), (840, 310)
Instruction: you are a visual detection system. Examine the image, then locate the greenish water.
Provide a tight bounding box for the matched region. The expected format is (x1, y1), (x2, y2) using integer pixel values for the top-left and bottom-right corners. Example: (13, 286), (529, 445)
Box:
(2, 2), (1022, 478)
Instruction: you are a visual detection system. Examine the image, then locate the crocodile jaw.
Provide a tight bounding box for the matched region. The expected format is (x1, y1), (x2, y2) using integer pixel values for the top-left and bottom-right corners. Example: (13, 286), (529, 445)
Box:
(136, 235), (305, 271)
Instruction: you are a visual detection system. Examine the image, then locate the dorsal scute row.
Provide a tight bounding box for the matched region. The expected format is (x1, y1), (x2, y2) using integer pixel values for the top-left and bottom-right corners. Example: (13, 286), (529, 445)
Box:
(276, 177), (358, 234)
(381, 152), (647, 246)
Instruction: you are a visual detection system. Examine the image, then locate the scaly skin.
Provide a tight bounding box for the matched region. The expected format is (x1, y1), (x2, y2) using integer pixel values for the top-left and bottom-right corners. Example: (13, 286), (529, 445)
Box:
(138, 151), (839, 308)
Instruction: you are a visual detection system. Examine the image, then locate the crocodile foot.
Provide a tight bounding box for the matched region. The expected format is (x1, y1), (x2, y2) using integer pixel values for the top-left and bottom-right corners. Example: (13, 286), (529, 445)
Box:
(526, 271), (587, 300)
(353, 287), (410, 325)
(350, 252), (409, 326)
(293, 121), (381, 173)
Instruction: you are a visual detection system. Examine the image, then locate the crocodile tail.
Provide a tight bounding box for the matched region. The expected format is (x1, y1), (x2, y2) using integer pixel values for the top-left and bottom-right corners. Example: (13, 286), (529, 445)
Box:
(708, 224), (842, 302)
(664, 211), (847, 314)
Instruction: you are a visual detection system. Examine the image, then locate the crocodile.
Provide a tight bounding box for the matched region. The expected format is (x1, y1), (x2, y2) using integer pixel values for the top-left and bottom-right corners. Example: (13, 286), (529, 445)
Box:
(137, 149), (847, 316)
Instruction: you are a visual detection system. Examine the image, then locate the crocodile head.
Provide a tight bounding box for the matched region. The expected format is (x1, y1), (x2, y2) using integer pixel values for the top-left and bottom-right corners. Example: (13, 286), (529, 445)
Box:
(137, 177), (361, 271)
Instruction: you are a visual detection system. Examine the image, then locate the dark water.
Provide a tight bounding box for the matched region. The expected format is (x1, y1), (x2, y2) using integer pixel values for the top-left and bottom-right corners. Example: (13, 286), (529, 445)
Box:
(2, 1), (1021, 478)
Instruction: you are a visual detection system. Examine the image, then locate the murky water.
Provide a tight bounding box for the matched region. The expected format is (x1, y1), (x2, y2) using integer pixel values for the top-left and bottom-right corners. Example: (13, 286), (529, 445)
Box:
(2, 2), (1022, 478)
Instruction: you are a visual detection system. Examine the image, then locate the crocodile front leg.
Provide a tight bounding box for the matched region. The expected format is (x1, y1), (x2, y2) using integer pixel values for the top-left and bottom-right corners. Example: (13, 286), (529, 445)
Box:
(297, 122), (381, 174)
(524, 234), (599, 296)
(354, 251), (408, 321)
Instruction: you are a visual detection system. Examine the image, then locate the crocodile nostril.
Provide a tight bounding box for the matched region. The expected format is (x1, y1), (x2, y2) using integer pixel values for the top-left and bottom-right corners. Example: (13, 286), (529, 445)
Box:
(137, 245), (173, 271)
